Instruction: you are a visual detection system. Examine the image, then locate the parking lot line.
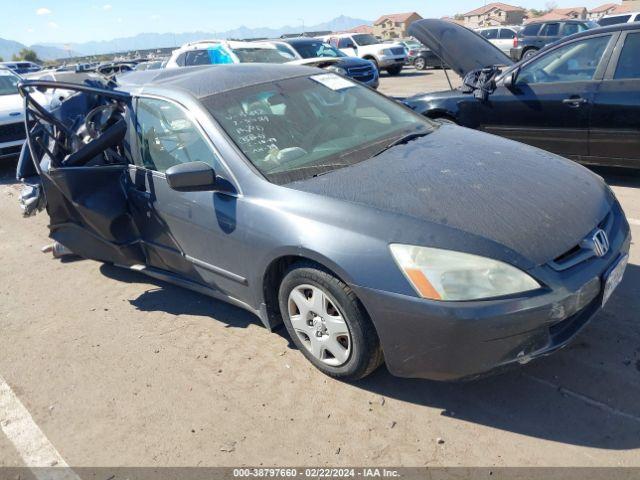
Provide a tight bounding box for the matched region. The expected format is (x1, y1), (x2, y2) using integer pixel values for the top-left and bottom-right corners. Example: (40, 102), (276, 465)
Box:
(0, 374), (80, 480)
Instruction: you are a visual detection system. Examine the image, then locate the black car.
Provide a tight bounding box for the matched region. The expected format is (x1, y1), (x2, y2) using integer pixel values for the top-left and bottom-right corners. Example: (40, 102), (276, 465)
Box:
(268, 38), (379, 88)
(510, 19), (598, 60)
(397, 39), (441, 70)
(404, 19), (640, 169)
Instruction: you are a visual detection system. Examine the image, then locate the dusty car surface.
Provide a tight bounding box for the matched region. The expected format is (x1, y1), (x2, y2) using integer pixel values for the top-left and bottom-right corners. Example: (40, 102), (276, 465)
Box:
(17, 64), (630, 381)
(405, 19), (640, 169)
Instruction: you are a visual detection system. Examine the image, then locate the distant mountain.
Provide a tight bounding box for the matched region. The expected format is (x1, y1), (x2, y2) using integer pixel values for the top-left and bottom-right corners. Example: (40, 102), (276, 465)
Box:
(0, 37), (75, 62)
(42, 15), (371, 57)
(0, 38), (28, 62)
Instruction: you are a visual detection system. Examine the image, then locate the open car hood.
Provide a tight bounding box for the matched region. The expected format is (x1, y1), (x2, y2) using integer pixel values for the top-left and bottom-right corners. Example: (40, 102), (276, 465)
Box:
(408, 19), (513, 77)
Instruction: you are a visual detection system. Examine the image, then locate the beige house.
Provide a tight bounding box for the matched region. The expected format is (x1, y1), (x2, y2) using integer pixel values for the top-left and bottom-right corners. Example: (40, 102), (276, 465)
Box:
(526, 7), (588, 23)
(461, 3), (527, 27)
(372, 12), (423, 39)
(587, 3), (618, 20)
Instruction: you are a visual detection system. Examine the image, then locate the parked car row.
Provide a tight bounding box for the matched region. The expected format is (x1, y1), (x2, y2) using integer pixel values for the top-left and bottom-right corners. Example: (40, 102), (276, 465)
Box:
(405, 19), (640, 168)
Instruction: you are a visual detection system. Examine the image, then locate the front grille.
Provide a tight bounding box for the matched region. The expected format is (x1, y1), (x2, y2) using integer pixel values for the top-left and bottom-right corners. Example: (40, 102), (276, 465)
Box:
(0, 122), (27, 144)
(390, 47), (406, 56)
(549, 210), (614, 271)
(347, 65), (375, 83)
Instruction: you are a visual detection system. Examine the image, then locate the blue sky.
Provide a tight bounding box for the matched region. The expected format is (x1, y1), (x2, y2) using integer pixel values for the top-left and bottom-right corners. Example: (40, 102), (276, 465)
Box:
(1, 0), (613, 45)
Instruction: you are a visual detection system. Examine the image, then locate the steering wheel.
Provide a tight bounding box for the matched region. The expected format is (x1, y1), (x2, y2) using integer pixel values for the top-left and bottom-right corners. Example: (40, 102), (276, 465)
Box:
(84, 104), (121, 139)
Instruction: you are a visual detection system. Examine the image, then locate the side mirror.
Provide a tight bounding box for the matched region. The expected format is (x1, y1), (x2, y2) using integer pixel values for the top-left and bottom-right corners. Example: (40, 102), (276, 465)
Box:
(165, 161), (217, 192)
(503, 69), (519, 89)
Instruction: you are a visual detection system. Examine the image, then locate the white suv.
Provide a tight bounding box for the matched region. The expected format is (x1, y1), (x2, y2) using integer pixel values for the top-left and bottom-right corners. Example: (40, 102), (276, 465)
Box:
(599, 11), (640, 26)
(319, 33), (406, 75)
(166, 40), (291, 68)
(0, 68), (28, 161)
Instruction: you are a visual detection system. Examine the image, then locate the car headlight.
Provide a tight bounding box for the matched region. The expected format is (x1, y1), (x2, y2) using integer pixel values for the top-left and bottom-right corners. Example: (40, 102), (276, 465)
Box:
(327, 65), (347, 75)
(389, 244), (540, 301)
(378, 49), (393, 56)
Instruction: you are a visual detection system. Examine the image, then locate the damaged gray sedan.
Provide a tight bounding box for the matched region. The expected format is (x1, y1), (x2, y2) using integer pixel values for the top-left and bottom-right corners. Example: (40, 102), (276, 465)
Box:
(17, 64), (631, 381)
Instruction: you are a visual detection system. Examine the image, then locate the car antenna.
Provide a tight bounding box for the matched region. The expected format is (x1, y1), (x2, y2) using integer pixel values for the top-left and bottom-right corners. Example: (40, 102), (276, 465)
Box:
(442, 59), (454, 90)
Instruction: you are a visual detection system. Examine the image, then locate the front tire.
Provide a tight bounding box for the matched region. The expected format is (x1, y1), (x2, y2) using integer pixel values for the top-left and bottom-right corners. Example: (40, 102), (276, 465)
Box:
(386, 65), (403, 76)
(414, 57), (426, 70)
(278, 262), (383, 380)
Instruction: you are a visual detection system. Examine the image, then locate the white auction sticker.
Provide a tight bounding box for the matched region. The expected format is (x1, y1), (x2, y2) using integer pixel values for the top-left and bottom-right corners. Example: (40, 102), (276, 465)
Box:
(311, 73), (356, 90)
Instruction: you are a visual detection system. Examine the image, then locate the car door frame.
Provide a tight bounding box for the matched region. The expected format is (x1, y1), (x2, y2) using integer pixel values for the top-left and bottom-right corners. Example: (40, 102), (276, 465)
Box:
(127, 92), (248, 291)
(479, 30), (619, 159)
(588, 27), (640, 166)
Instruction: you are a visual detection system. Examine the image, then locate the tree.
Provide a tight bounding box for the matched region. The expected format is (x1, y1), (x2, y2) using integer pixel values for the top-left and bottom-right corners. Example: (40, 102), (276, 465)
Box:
(13, 48), (41, 63)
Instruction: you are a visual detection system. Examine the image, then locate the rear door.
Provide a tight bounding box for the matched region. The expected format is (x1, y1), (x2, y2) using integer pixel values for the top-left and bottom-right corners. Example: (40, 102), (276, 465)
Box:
(589, 29), (640, 167)
(497, 28), (516, 55)
(478, 32), (616, 160)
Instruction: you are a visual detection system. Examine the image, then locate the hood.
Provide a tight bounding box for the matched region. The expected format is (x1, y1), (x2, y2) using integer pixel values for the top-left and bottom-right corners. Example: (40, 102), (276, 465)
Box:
(289, 57), (343, 68)
(408, 19), (513, 77)
(0, 93), (23, 119)
(287, 126), (612, 266)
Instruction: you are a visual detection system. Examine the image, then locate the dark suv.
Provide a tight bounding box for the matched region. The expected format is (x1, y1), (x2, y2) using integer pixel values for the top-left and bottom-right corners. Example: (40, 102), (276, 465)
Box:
(510, 20), (598, 60)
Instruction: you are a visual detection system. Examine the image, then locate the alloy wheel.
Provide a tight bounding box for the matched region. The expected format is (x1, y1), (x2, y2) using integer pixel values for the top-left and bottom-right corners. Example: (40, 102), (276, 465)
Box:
(287, 284), (351, 366)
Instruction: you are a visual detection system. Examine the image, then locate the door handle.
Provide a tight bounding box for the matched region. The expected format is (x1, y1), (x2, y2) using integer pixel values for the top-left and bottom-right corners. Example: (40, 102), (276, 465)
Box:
(562, 97), (588, 107)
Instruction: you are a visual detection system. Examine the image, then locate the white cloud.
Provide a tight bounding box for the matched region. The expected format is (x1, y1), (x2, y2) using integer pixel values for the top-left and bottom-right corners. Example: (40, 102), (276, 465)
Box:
(27, 27), (35, 33)
(48, 21), (59, 29)
(117, 17), (123, 23)
(102, 4), (112, 11)
(36, 7), (52, 15)
(150, 14), (160, 20)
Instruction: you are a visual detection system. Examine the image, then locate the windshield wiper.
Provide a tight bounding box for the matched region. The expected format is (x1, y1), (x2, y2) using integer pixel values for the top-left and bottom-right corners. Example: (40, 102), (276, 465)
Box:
(372, 131), (431, 158)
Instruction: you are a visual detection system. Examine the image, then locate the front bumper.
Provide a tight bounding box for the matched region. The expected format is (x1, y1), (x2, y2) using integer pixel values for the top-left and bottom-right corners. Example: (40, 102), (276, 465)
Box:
(377, 55), (406, 68)
(353, 208), (631, 381)
(0, 140), (25, 160)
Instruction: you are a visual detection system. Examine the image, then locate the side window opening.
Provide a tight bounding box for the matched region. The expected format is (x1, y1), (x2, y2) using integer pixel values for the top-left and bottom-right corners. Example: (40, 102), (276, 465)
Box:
(135, 98), (221, 173)
(517, 35), (611, 84)
(540, 23), (560, 36)
(499, 29), (516, 40)
(614, 32), (640, 80)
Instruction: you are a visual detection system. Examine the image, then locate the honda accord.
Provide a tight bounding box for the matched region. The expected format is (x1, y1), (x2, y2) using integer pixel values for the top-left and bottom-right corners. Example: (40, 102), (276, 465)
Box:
(17, 65), (630, 381)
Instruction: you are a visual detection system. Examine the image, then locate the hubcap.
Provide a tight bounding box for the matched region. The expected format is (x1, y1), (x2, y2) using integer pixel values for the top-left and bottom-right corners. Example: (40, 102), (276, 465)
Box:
(287, 284), (351, 366)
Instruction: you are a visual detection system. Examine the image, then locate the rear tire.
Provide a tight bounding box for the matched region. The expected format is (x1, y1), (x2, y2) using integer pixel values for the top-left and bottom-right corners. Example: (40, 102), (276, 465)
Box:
(414, 57), (426, 70)
(522, 48), (538, 60)
(278, 262), (383, 380)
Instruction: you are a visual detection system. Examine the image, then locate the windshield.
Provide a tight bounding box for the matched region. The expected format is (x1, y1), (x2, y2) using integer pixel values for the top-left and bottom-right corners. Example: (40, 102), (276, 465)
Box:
(352, 34), (380, 46)
(598, 15), (630, 26)
(232, 47), (291, 64)
(0, 69), (20, 96)
(204, 74), (435, 184)
(295, 42), (345, 59)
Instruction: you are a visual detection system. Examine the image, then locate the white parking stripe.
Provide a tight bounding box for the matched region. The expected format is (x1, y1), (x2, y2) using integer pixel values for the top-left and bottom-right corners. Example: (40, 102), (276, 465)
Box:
(629, 218), (640, 227)
(0, 374), (80, 480)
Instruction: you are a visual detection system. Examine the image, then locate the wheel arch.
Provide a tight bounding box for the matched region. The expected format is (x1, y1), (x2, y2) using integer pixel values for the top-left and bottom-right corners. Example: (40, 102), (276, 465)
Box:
(259, 249), (359, 331)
